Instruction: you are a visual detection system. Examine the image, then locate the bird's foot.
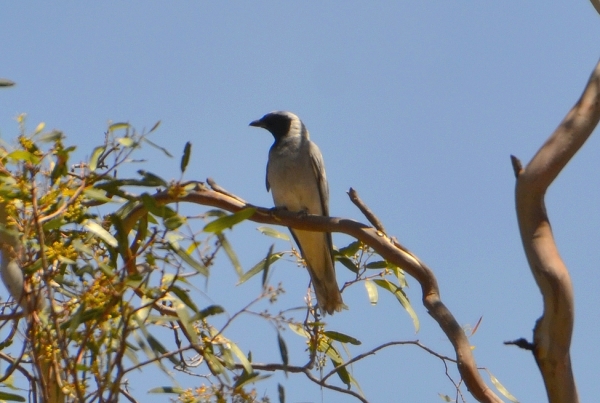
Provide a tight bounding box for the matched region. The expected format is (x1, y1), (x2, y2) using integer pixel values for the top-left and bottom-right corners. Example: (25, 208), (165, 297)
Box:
(296, 208), (309, 218)
(268, 206), (288, 221)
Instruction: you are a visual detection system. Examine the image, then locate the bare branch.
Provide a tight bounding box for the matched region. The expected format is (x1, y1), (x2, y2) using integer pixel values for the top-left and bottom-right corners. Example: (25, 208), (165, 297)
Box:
(347, 187), (386, 234)
(207, 177), (246, 203)
(514, 59), (600, 403)
(322, 340), (456, 383)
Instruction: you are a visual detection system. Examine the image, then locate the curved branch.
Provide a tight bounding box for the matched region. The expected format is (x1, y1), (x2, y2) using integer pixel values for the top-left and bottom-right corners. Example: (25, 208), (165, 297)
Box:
(513, 59), (600, 403)
(591, 0), (600, 17)
(121, 183), (502, 403)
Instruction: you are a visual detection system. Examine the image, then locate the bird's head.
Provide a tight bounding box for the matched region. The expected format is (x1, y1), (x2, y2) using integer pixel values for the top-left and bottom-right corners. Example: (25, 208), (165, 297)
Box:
(249, 111), (305, 141)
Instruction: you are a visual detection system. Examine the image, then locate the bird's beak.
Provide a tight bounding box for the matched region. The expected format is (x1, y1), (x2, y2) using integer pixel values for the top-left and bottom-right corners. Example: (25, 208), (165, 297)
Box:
(249, 119), (263, 128)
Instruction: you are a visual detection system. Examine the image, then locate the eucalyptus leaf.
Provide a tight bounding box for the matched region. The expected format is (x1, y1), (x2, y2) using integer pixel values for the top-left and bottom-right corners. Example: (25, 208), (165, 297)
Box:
(238, 250), (283, 285)
(0, 391), (26, 402)
(364, 280), (378, 305)
(203, 207), (256, 233)
(180, 141), (191, 173)
(257, 226), (290, 241)
(218, 233), (242, 276)
(323, 331), (362, 345)
(109, 122), (130, 132)
(148, 387), (186, 394)
(83, 220), (118, 248)
(89, 146), (105, 171)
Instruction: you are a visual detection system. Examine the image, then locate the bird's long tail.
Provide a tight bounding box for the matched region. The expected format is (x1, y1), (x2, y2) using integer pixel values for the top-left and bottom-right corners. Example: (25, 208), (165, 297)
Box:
(290, 229), (344, 315)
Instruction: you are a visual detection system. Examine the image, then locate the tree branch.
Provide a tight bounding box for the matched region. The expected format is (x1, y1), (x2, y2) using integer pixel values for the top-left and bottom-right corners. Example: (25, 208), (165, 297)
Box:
(120, 183), (503, 403)
(513, 58), (600, 403)
(590, 0), (600, 17)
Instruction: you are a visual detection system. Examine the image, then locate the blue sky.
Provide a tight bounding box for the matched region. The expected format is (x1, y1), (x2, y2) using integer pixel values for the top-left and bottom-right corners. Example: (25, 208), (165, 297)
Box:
(1, 2), (600, 402)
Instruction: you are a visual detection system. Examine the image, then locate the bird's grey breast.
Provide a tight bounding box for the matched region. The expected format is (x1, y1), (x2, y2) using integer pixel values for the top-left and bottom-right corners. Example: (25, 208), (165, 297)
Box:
(267, 136), (323, 214)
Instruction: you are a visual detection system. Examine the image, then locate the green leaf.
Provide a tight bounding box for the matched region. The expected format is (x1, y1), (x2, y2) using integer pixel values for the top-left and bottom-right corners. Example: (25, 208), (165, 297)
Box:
(147, 334), (181, 365)
(218, 234), (242, 276)
(198, 305), (225, 320)
(278, 384), (285, 403)
(169, 285), (200, 314)
(262, 244), (275, 287)
(71, 239), (94, 257)
(109, 122), (130, 132)
(204, 349), (227, 376)
(364, 280), (378, 305)
(337, 256), (359, 273)
(6, 150), (40, 164)
(277, 332), (288, 367)
(337, 241), (361, 257)
(38, 130), (63, 143)
(148, 387), (186, 394)
(89, 146), (105, 171)
(42, 217), (65, 231)
(373, 279), (419, 332)
(143, 137), (173, 157)
(174, 302), (198, 345)
(0, 391), (26, 401)
(60, 306), (105, 330)
(83, 188), (113, 203)
(438, 393), (454, 402)
(238, 250), (283, 285)
(204, 209), (227, 218)
(232, 371), (264, 389)
(323, 331), (362, 345)
(257, 226), (290, 241)
(180, 141), (191, 173)
(148, 120), (161, 134)
(137, 170), (167, 188)
(203, 207), (256, 233)
(489, 372), (520, 403)
(332, 359), (351, 385)
(98, 262), (116, 277)
(83, 220), (118, 248)
(111, 214), (129, 258)
(0, 78), (15, 87)
(289, 323), (309, 338)
(229, 341), (253, 374)
(365, 260), (388, 269)
(163, 214), (186, 230)
(167, 239), (208, 276)
(140, 193), (172, 218)
(389, 264), (408, 288)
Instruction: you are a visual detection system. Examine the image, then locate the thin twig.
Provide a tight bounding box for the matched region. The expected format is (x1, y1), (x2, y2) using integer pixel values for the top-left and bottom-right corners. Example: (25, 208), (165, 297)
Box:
(38, 179), (86, 224)
(347, 188), (386, 234)
(207, 177), (246, 203)
(322, 340), (455, 383)
(510, 155), (523, 178)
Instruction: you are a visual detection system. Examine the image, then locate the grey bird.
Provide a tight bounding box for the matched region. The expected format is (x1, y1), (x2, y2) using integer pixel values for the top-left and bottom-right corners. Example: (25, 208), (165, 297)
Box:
(250, 111), (344, 315)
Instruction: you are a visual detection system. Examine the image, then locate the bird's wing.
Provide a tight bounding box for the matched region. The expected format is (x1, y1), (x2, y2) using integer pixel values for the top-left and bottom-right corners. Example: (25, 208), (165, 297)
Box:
(309, 142), (329, 217)
(309, 142), (334, 265)
(265, 159), (271, 192)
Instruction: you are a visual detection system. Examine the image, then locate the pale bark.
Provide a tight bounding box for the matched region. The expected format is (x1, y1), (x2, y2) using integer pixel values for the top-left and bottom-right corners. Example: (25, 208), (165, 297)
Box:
(512, 59), (600, 403)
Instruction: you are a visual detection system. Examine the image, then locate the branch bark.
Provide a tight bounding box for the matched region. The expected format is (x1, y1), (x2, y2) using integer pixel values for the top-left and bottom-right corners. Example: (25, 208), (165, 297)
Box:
(121, 182), (503, 403)
(590, 0), (600, 17)
(512, 59), (600, 403)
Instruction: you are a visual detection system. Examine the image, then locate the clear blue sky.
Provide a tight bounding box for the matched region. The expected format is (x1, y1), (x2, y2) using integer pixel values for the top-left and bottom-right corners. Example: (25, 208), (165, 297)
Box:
(1, 2), (600, 402)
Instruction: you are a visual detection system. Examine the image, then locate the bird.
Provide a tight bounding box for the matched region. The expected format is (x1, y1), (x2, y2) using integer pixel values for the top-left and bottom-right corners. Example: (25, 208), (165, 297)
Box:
(249, 111), (344, 315)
